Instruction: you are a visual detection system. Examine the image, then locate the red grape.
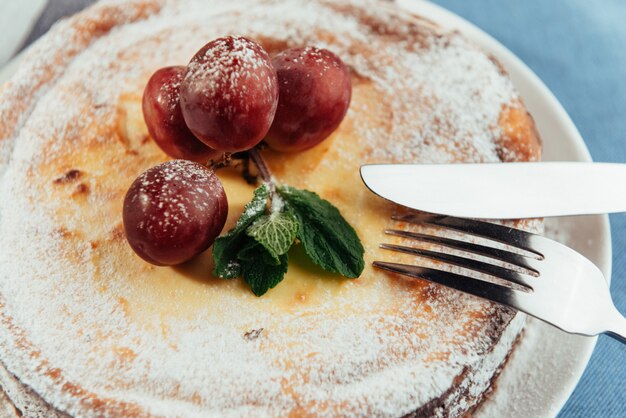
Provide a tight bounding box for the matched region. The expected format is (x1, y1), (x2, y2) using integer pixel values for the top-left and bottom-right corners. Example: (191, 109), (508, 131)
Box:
(266, 47), (352, 152)
(180, 36), (278, 153)
(123, 160), (228, 266)
(142, 66), (220, 163)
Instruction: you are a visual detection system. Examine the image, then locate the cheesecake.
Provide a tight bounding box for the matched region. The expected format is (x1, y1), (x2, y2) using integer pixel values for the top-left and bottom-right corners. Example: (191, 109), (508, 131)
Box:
(0, 0), (541, 416)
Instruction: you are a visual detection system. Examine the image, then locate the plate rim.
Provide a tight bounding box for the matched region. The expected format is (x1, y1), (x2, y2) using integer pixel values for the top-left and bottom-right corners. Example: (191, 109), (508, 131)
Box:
(0, 2), (613, 417)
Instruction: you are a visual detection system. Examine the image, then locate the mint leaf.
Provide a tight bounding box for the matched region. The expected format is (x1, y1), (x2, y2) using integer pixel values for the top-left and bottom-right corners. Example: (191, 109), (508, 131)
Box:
(241, 247), (288, 296)
(237, 237), (280, 265)
(231, 184), (270, 232)
(277, 185), (364, 278)
(213, 184), (269, 278)
(246, 211), (298, 260)
(236, 238), (263, 261)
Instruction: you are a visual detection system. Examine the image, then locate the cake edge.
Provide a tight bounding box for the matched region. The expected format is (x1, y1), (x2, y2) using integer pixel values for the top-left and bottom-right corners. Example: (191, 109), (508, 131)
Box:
(0, 312), (526, 418)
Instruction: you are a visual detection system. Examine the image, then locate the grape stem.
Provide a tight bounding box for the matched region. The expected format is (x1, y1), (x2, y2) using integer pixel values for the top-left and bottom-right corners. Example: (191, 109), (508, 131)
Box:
(209, 152), (232, 170)
(208, 147), (274, 190)
(247, 147), (277, 197)
(248, 148), (272, 184)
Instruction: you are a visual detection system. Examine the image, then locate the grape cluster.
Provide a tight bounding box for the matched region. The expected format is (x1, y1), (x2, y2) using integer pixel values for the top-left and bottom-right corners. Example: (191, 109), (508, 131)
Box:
(125, 36), (352, 266)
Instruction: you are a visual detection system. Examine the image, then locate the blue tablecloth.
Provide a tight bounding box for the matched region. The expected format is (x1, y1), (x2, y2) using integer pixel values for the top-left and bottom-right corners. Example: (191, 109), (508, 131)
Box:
(14, 1), (626, 417)
(431, 1), (626, 416)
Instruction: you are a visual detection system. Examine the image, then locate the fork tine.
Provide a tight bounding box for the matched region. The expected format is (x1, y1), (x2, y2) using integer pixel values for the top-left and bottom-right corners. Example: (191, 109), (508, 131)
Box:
(385, 229), (540, 274)
(392, 214), (543, 257)
(379, 243), (535, 290)
(373, 261), (527, 308)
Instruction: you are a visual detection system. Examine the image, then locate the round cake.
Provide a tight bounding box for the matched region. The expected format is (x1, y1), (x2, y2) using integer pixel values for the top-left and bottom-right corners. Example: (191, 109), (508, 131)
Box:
(0, 0), (541, 416)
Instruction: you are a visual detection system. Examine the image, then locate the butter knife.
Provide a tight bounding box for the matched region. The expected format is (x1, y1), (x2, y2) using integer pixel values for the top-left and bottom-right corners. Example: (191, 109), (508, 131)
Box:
(360, 162), (626, 219)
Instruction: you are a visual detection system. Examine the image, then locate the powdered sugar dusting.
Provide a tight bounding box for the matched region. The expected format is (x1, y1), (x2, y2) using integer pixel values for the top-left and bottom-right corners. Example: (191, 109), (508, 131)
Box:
(128, 159), (222, 236)
(278, 46), (340, 76)
(182, 35), (277, 118)
(158, 67), (185, 122)
(0, 0), (536, 417)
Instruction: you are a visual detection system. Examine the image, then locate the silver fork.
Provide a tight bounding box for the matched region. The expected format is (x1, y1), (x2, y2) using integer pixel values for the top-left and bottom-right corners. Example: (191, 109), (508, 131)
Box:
(374, 213), (626, 344)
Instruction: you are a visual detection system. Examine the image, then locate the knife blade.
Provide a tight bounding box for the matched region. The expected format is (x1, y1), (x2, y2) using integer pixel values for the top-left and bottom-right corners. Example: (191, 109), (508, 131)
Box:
(360, 162), (626, 219)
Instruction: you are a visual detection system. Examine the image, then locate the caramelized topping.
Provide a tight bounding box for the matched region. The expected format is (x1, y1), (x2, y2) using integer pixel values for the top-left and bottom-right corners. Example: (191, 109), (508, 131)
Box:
(53, 169), (82, 184)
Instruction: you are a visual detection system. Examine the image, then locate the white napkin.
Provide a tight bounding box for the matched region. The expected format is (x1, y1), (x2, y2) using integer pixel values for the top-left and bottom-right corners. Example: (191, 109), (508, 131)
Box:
(0, 0), (48, 67)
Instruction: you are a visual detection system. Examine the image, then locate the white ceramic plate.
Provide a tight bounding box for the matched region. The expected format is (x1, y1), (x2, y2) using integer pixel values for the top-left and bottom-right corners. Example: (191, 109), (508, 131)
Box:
(0, 1), (612, 417)
(396, 1), (613, 417)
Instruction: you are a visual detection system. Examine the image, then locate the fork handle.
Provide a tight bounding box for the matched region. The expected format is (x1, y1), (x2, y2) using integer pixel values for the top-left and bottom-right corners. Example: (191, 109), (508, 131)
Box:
(605, 306), (626, 345)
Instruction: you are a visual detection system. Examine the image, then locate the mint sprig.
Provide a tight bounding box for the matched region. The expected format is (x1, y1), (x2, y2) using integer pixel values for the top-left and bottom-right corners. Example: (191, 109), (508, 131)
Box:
(212, 183), (365, 296)
(278, 185), (365, 278)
